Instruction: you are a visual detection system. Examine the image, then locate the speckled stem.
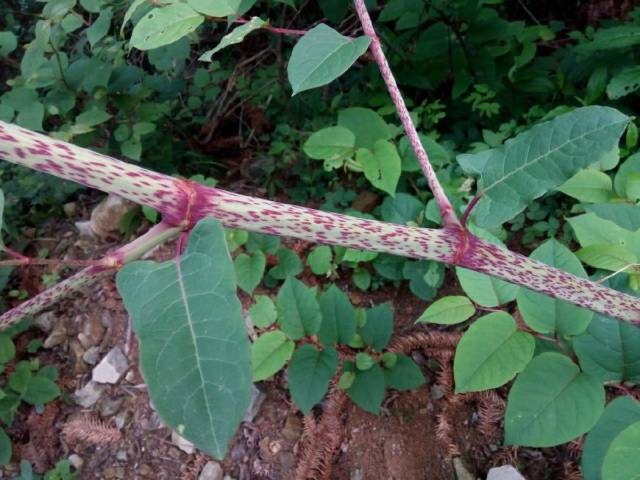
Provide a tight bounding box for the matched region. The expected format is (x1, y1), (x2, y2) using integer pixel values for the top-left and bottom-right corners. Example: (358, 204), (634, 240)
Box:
(352, 0), (460, 228)
(1, 121), (639, 322)
(0, 222), (181, 329)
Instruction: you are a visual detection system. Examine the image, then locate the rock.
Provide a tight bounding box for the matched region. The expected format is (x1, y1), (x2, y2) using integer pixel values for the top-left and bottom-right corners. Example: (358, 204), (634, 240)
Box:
(34, 312), (56, 333)
(44, 323), (68, 349)
(198, 461), (223, 480)
(116, 450), (127, 461)
(68, 454), (83, 470)
(487, 465), (526, 480)
(244, 385), (266, 422)
(78, 314), (105, 349)
(453, 458), (475, 480)
(73, 382), (105, 408)
(77, 194), (137, 239)
(92, 347), (129, 384)
(171, 431), (196, 454)
(83, 346), (101, 365)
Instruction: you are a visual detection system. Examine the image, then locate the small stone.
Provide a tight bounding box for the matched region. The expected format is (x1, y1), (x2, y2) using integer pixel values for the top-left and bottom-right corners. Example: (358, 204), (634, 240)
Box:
(44, 323), (68, 349)
(78, 314), (105, 349)
(125, 370), (136, 382)
(453, 458), (475, 480)
(243, 385), (265, 422)
(171, 431), (196, 454)
(281, 414), (303, 441)
(68, 454), (83, 470)
(430, 384), (445, 400)
(116, 450), (127, 461)
(198, 461), (223, 480)
(83, 346), (101, 365)
(487, 465), (526, 480)
(114, 413), (127, 430)
(73, 382), (105, 408)
(92, 347), (129, 384)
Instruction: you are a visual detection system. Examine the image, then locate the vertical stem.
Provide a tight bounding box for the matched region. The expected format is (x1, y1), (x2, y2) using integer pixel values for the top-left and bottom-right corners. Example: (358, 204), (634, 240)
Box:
(352, 0), (461, 228)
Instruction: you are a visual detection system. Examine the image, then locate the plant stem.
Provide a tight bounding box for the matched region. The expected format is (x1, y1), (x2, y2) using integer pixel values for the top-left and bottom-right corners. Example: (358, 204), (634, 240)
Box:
(352, 0), (460, 228)
(0, 222), (182, 329)
(0, 121), (639, 322)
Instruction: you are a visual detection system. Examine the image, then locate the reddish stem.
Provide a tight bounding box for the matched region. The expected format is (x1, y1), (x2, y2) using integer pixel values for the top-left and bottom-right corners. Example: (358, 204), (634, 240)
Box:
(0, 258), (101, 267)
(352, 0), (460, 228)
(460, 195), (482, 227)
(213, 17), (308, 36)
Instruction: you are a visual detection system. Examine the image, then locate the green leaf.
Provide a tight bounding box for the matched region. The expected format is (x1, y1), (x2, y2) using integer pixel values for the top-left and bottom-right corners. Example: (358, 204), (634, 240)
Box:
(577, 244), (638, 273)
(234, 251), (265, 294)
(86, 8), (113, 47)
(303, 126), (355, 164)
(269, 248), (303, 279)
(504, 352), (605, 447)
(380, 193), (423, 225)
(121, 0), (147, 35)
(461, 107), (629, 227)
(0, 32), (17, 57)
(249, 295), (277, 328)
(130, 4), (203, 51)
(417, 295), (475, 325)
(384, 354), (425, 391)
(352, 268), (371, 290)
(116, 218), (252, 459)
(0, 428), (10, 465)
(614, 152), (640, 199)
(347, 363), (386, 414)
(288, 345), (338, 414)
(361, 303), (393, 352)
(357, 140), (401, 196)
(582, 396), (640, 480)
(307, 245), (332, 275)
(568, 213), (640, 259)
(338, 371), (355, 390)
(574, 314), (640, 383)
(607, 66), (640, 100)
(516, 239), (593, 336)
(585, 203), (640, 231)
(576, 25), (640, 53)
(454, 312), (534, 393)
(188, 0), (244, 16)
(287, 24), (371, 95)
(337, 107), (391, 150)
(602, 420), (640, 480)
(22, 376), (60, 405)
(276, 277), (321, 340)
(9, 362), (31, 394)
(252, 331), (294, 381)
(557, 169), (612, 203)
(121, 136), (141, 161)
(75, 108), (112, 127)
(399, 134), (450, 172)
(0, 335), (15, 364)
(318, 284), (356, 346)
(199, 17), (266, 61)
(355, 352), (375, 371)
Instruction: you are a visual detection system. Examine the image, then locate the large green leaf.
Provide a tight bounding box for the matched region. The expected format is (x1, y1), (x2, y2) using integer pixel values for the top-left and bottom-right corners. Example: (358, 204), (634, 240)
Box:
(318, 284), (356, 346)
(568, 213), (640, 258)
(454, 312), (534, 393)
(504, 352), (604, 447)
(252, 331), (294, 381)
(337, 107), (391, 150)
(582, 396), (640, 480)
(116, 218), (252, 459)
(602, 420), (640, 480)
(459, 107), (629, 227)
(288, 345), (338, 414)
(287, 24), (371, 95)
(557, 169), (612, 203)
(516, 239), (593, 336)
(585, 203), (640, 231)
(130, 4), (203, 51)
(356, 140), (402, 196)
(276, 277), (321, 340)
(303, 126), (355, 166)
(574, 314), (640, 383)
(199, 17), (266, 61)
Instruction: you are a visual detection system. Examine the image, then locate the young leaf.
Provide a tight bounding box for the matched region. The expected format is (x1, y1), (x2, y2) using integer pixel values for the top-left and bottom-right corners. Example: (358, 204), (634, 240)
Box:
(249, 295), (277, 328)
(347, 363), (386, 414)
(307, 245), (332, 275)
(22, 376), (60, 405)
(582, 396), (640, 480)
(276, 277), (321, 340)
(287, 24), (371, 95)
(417, 295), (475, 325)
(234, 250), (266, 294)
(356, 140), (401, 196)
(361, 303), (393, 352)
(288, 345), (338, 414)
(337, 107), (391, 150)
(130, 4), (203, 51)
(516, 239), (593, 336)
(384, 354), (425, 391)
(252, 331), (294, 381)
(602, 420), (640, 480)
(557, 169), (612, 203)
(453, 312), (534, 393)
(303, 126), (355, 164)
(0, 428), (9, 465)
(460, 107), (629, 227)
(355, 352), (374, 371)
(318, 284), (356, 346)
(116, 218), (252, 459)
(199, 17), (266, 61)
(574, 314), (640, 383)
(504, 352), (605, 447)
(269, 248), (303, 280)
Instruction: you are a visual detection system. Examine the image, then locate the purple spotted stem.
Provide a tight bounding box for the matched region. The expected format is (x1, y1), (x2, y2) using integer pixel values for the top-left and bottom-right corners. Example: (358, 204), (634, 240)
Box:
(0, 121), (638, 324)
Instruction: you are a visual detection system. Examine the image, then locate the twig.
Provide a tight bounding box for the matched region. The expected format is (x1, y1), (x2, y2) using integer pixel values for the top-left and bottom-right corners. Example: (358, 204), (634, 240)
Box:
(352, 0), (460, 228)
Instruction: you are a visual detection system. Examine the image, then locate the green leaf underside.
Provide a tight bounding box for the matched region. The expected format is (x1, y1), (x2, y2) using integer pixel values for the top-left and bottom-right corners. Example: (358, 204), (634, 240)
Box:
(516, 239), (593, 336)
(454, 312), (534, 393)
(574, 314), (640, 383)
(130, 4), (203, 51)
(602, 421), (640, 480)
(460, 106), (629, 227)
(287, 24), (371, 95)
(252, 331), (294, 381)
(288, 345), (338, 414)
(582, 396), (640, 480)
(116, 219), (251, 459)
(505, 352), (604, 447)
(199, 17), (266, 61)
(417, 295), (475, 325)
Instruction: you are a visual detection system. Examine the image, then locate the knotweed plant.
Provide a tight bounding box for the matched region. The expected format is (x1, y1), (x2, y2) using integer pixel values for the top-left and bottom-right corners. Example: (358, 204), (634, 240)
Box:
(0, 1), (639, 478)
